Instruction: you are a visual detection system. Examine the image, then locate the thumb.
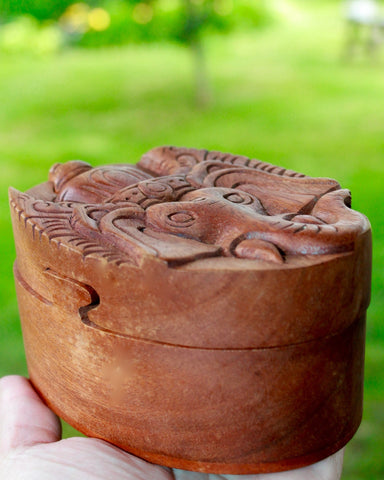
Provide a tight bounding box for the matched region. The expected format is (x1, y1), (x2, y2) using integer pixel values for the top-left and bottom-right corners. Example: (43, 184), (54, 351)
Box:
(0, 375), (61, 455)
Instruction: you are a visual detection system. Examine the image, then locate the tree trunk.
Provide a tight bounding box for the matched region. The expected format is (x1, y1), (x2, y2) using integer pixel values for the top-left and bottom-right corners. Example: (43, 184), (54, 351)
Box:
(190, 36), (210, 107)
(183, 0), (211, 107)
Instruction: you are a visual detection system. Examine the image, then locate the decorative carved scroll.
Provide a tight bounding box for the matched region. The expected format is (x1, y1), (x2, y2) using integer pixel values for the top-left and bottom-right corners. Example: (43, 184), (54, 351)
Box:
(10, 147), (370, 266)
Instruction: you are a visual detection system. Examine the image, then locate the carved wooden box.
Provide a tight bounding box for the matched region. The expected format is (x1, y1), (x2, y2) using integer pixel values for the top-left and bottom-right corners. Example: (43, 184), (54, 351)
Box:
(9, 147), (371, 474)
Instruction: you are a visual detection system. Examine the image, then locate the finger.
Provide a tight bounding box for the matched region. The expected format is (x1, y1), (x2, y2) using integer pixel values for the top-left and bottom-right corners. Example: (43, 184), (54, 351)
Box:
(308, 449), (344, 480)
(0, 437), (175, 480)
(172, 448), (344, 480)
(229, 448), (344, 479)
(0, 375), (61, 455)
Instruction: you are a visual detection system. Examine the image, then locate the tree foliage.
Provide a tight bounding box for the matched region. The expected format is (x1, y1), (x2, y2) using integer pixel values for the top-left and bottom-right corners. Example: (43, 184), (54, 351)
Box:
(0, 0), (273, 105)
(0, 0), (75, 21)
(1, 1), (273, 46)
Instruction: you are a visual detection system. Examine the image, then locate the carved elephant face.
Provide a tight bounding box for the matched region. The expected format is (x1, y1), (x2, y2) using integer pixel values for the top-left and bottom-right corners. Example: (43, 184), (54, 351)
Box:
(14, 147), (369, 266)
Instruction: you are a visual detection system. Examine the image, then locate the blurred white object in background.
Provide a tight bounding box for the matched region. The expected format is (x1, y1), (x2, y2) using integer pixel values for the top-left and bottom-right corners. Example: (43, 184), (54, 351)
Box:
(343, 0), (384, 58)
(345, 0), (379, 25)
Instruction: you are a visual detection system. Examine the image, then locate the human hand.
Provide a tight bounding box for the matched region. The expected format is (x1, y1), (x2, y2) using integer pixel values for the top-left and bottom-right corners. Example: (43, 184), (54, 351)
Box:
(0, 376), (344, 480)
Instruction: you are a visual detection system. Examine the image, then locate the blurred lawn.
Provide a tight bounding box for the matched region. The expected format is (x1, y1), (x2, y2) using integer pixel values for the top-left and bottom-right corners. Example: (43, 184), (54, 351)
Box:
(0, 2), (383, 479)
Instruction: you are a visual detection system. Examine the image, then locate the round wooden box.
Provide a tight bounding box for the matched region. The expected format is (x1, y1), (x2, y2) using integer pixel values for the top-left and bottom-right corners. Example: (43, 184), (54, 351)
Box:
(9, 146), (371, 474)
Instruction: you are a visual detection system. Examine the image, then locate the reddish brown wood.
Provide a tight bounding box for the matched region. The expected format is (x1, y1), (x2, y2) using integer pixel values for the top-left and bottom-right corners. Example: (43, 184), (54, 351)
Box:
(9, 146), (371, 474)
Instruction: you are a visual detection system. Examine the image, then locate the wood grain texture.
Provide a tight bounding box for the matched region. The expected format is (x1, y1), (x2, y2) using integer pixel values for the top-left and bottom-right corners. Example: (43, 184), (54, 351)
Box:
(9, 146), (372, 473)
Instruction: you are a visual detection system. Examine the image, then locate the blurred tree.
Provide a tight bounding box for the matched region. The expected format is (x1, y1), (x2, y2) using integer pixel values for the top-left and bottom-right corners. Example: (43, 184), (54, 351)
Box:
(0, 0), (75, 21)
(117, 0), (272, 106)
(177, 0), (213, 106)
(0, 0), (272, 105)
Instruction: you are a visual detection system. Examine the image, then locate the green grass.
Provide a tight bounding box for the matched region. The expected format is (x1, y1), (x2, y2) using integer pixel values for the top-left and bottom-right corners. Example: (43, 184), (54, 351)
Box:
(1, 2), (383, 478)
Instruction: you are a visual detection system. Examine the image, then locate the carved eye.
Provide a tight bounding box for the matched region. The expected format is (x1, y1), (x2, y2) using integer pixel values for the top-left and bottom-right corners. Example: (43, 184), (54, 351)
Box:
(223, 192), (253, 205)
(166, 211), (195, 227)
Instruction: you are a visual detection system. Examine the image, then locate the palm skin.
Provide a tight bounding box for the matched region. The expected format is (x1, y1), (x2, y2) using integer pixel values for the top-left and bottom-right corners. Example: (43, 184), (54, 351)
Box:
(0, 376), (343, 480)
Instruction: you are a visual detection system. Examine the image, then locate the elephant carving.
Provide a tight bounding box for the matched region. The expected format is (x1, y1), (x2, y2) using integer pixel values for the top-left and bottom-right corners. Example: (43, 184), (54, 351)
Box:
(10, 146), (369, 267)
